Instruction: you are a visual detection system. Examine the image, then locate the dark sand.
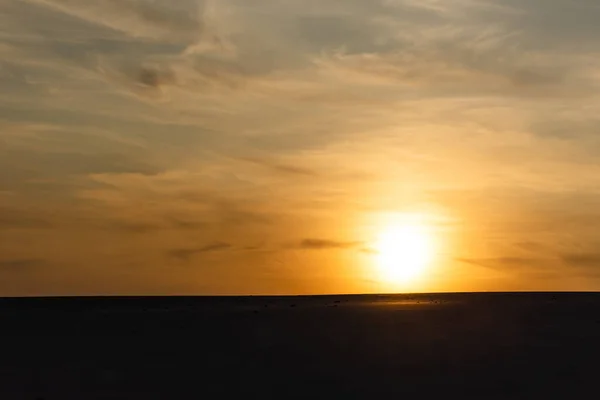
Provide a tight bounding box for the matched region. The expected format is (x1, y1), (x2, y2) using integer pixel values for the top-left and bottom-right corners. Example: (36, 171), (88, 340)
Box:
(0, 292), (598, 399)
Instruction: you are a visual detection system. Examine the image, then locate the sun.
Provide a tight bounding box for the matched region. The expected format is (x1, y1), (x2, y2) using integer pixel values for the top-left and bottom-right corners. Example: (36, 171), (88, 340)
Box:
(374, 215), (436, 286)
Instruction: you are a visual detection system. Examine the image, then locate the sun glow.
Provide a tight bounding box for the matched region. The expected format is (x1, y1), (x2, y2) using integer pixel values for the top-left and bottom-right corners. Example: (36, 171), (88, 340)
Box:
(374, 214), (436, 286)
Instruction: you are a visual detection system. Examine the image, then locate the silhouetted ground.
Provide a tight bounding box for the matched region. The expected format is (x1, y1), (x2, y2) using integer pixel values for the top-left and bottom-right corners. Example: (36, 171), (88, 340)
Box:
(0, 292), (598, 399)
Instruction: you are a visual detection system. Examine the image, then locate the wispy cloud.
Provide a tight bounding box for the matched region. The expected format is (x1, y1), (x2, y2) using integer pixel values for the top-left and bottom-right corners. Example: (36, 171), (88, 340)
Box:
(22, 0), (206, 41)
(297, 239), (361, 250)
(457, 257), (540, 269)
(168, 242), (232, 261)
(0, 206), (54, 229)
(560, 253), (600, 268)
(236, 156), (317, 177)
(0, 258), (46, 271)
(3, 0), (600, 293)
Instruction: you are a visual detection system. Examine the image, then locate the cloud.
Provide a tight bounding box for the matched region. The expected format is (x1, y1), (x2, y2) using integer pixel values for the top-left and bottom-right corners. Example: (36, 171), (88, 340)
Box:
(102, 221), (164, 234)
(211, 199), (274, 226)
(4, 149), (158, 176)
(455, 256), (575, 282)
(0, 259), (45, 271)
(168, 242), (232, 261)
(0, 206), (54, 229)
(199, 242), (232, 252)
(83, 215), (208, 233)
(73, 171), (280, 247)
(560, 253), (600, 267)
(457, 257), (540, 269)
(513, 241), (546, 252)
(237, 157), (317, 177)
(137, 64), (177, 88)
(243, 243), (267, 252)
(552, 252), (600, 280)
(314, 36), (567, 96)
(359, 247), (378, 254)
(23, 0), (206, 41)
(0, 123), (162, 202)
(297, 239), (361, 250)
(3, 0), (600, 294)
(169, 218), (206, 230)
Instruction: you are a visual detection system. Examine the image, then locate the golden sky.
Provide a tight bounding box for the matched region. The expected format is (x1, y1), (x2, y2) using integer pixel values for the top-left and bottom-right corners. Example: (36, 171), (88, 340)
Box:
(2, 0), (600, 295)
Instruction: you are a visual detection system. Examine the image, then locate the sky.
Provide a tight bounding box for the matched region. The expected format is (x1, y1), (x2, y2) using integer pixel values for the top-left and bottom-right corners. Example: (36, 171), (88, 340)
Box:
(2, 0), (600, 295)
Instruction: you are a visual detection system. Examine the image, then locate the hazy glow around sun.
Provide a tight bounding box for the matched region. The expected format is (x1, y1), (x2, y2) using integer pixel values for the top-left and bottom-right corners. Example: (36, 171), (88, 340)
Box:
(374, 214), (436, 286)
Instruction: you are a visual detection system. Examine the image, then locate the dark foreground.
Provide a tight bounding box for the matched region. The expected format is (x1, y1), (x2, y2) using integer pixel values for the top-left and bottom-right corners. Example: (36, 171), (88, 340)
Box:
(0, 293), (599, 399)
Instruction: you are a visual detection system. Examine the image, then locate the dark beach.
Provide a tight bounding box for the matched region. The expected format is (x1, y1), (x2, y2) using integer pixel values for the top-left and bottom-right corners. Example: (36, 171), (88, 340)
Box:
(0, 292), (598, 399)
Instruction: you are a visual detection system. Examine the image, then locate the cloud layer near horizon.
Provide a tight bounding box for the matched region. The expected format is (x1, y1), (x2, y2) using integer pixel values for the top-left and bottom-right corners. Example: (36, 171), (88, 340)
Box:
(2, 0), (600, 294)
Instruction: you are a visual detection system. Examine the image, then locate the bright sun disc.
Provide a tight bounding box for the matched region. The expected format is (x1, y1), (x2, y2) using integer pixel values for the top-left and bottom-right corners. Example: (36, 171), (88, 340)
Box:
(375, 217), (435, 285)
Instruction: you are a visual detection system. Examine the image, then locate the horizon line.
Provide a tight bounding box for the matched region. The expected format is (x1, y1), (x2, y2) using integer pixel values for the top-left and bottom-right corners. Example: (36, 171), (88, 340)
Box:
(1, 290), (599, 299)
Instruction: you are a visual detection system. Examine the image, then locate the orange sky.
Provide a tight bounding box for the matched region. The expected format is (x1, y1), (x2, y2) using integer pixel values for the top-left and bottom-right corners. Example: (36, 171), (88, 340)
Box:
(2, 0), (600, 295)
